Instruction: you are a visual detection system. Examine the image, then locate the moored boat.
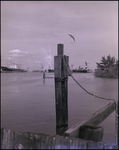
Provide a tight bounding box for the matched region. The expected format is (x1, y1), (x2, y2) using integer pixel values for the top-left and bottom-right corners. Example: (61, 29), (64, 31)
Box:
(72, 69), (87, 73)
(1, 66), (27, 73)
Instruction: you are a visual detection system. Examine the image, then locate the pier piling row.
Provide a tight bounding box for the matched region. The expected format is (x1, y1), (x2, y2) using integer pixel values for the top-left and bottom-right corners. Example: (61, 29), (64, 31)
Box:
(1, 128), (118, 149)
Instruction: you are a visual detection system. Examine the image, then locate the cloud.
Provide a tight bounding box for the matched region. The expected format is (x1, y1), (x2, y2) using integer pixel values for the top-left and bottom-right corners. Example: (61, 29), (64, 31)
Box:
(9, 49), (27, 54)
(9, 49), (21, 53)
(8, 49), (28, 59)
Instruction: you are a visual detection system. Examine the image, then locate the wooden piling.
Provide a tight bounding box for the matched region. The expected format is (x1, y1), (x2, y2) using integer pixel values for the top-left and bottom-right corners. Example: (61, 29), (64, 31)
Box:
(79, 124), (104, 142)
(56, 126), (68, 136)
(1, 128), (118, 149)
(54, 44), (68, 128)
(62, 55), (69, 126)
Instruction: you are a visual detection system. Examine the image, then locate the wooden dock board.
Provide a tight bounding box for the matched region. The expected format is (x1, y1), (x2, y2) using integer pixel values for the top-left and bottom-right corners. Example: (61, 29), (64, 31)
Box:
(64, 101), (116, 138)
(1, 128), (118, 149)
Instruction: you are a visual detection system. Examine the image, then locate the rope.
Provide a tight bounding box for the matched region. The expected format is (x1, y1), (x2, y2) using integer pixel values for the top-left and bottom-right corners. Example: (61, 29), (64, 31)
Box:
(63, 56), (116, 102)
(62, 56), (118, 145)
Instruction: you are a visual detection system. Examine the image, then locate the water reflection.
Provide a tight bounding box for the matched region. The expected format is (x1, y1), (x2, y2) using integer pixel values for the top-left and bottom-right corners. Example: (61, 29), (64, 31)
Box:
(43, 78), (45, 84)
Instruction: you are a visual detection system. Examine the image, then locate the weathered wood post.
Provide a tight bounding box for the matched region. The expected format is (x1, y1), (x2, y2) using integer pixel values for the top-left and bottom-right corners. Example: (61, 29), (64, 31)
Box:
(54, 44), (69, 131)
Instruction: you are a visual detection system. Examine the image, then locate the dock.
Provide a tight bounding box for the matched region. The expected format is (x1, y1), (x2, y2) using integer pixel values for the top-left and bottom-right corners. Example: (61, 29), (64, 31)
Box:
(1, 128), (118, 149)
(1, 44), (118, 149)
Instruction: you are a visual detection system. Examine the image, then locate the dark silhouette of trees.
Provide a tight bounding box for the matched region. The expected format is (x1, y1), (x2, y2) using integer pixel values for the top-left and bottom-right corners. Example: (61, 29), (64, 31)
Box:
(96, 55), (116, 70)
(95, 55), (118, 78)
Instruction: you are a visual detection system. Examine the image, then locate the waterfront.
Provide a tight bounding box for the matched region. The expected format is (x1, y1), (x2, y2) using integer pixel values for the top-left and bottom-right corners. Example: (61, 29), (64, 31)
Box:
(1, 72), (118, 143)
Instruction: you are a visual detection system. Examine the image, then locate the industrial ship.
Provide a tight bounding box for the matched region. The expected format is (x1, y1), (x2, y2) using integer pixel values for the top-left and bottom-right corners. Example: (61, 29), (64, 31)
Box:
(1, 63), (27, 73)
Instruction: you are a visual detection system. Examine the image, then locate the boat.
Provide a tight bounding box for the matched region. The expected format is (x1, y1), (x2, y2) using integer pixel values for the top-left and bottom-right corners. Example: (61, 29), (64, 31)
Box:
(72, 69), (87, 73)
(1, 66), (27, 72)
(1, 63), (27, 73)
(48, 69), (54, 72)
(71, 62), (93, 73)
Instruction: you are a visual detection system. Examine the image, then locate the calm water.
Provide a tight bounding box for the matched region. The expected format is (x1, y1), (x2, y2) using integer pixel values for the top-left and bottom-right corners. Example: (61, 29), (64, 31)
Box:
(1, 72), (118, 143)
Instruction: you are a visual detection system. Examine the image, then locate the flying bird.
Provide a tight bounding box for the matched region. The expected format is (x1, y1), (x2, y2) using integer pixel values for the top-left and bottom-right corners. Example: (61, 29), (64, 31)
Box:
(68, 34), (75, 41)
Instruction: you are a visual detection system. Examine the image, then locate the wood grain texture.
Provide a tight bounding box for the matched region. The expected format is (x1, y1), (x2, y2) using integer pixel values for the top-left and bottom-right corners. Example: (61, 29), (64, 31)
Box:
(64, 101), (116, 138)
(1, 128), (118, 149)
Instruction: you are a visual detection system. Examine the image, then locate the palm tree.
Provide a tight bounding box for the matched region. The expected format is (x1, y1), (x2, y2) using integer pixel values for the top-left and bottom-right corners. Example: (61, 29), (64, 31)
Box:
(96, 55), (116, 70)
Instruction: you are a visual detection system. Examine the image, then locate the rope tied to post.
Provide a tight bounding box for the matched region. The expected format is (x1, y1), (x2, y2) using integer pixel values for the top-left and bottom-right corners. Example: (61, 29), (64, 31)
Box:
(62, 56), (117, 102)
(62, 56), (118, 145)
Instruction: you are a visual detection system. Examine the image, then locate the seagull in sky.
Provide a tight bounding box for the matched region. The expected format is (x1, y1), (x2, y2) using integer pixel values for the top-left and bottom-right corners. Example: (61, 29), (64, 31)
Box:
(68, 34), (75, 41)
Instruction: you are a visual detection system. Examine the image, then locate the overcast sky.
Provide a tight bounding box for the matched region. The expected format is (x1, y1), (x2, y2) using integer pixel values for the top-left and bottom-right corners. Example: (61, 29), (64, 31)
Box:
(1, 1), (118, 70)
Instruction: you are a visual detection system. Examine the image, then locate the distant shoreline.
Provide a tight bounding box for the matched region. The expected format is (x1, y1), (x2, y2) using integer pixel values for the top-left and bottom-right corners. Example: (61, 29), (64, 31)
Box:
(94, 68), (118, 79)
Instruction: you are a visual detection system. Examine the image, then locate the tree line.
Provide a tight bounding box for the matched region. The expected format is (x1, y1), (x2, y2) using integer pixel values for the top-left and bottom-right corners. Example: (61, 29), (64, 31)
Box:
(95, 55), (118, 78)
